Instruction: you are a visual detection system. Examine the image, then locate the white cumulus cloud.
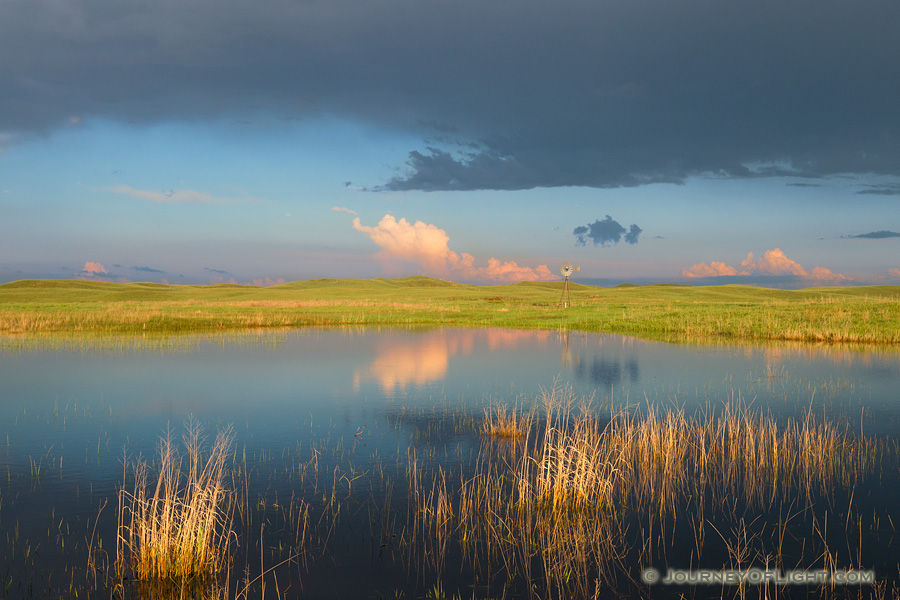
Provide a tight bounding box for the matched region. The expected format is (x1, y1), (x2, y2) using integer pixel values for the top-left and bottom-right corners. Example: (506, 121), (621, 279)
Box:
(352, 214), (555, 283)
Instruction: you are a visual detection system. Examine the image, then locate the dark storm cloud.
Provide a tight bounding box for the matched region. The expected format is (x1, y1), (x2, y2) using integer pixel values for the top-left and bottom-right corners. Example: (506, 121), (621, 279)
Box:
(574, 216), (642, 247)
(2, 0), (899, 190)
(845, 231), (900, 239)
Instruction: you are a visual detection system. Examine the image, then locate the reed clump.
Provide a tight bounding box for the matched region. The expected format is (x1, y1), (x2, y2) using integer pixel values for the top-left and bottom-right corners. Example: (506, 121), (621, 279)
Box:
(517, 387), (882, 516)
(481, 404), (533, 438)
(116, 420), (235, 590)
(461, 385), (888, 597)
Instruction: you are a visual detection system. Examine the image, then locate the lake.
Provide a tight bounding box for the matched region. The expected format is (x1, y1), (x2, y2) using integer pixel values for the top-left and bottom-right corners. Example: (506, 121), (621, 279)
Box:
(1, 328), (898, 599)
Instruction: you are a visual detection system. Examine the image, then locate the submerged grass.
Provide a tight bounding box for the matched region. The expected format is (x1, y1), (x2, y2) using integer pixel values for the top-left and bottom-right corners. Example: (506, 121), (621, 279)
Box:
(446, 384), (894, 598)
(116, 420), (235, 591)
(2, 277), (900, 344)
(520, 392), (882, 517)
(3, 377), (897, 599)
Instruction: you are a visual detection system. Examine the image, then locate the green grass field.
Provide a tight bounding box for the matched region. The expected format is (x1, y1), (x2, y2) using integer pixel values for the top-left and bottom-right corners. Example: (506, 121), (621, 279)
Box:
(1, 277), (899, 343)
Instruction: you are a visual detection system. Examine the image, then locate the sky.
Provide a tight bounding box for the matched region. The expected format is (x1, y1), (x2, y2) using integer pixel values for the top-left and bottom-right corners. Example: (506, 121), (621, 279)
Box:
(1, 0), (899, 288)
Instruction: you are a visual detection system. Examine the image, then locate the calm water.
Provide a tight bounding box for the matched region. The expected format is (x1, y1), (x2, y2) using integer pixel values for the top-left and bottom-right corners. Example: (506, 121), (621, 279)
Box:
(1, 328), (899, 598)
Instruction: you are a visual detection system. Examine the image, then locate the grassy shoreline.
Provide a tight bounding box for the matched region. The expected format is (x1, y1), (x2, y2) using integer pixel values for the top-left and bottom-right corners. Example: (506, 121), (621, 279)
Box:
(2, 277), (900, 344)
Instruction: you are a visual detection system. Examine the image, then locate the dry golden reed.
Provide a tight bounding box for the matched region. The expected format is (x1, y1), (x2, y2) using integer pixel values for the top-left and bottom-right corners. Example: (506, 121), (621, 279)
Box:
(516, 386), (881, 516)
(453, 384), (889, 597)
(116, 420), (235, 588)
(481, 404), (533, 438)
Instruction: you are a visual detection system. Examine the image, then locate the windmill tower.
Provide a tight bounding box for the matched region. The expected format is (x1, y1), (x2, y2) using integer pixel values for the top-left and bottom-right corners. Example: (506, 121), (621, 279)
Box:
(559, 262), (580, 308)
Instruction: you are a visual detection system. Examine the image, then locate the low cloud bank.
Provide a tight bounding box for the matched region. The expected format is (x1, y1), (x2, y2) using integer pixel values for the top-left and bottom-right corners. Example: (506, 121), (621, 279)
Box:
(682, 248), (847, 283)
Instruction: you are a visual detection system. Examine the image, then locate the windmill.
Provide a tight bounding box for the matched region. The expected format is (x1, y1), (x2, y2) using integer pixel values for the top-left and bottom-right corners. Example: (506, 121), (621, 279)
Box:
(559, 262), (580, 308)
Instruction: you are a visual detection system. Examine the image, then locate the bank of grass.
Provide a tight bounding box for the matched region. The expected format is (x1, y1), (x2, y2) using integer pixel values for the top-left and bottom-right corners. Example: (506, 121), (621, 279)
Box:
(2, 277), (900, 343)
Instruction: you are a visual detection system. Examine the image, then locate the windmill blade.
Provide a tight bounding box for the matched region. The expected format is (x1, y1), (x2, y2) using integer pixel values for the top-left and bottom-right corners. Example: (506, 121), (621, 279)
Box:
(560, 262), (579, 278)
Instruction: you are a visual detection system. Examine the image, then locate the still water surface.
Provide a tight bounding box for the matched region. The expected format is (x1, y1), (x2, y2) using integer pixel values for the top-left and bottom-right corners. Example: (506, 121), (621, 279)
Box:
(1, 328), (898, 598)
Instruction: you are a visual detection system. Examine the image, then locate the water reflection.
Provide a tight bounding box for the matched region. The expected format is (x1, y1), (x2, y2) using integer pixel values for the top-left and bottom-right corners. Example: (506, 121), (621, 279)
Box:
(353, 331), (461, 392)
(574, 356), (641, 387)
(758, 343), (900, 380)
(560, 330), (641, 388)
(1, 328), (899, 598)
(485, 328), (552, 350)
(1, 328), (899, 423)
(352, 329), (553, 392)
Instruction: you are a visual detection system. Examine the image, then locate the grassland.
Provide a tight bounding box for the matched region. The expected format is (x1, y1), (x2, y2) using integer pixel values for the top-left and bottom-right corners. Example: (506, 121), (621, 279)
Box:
(1, 277), (899, 344)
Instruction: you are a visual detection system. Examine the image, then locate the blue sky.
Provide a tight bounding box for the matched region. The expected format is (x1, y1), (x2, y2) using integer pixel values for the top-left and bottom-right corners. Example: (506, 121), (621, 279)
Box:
(1, 0), (899, 288)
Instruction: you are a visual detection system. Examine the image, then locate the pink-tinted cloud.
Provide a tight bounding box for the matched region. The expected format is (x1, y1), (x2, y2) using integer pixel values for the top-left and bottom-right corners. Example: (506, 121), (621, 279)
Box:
(251, 277), (286, 286)
(741, 249), (808, 276)
(82, 261), (108, 275)
(74, 261), (112, 281)
(352, 214), (555, 283)
(681, 261), (745, 278)
(807, 266), (847, 283)
(889, 268), (900, 281)
(682, 248), (848, 283)
(209, 275), (239, 285)
(332, 206), (357, 215)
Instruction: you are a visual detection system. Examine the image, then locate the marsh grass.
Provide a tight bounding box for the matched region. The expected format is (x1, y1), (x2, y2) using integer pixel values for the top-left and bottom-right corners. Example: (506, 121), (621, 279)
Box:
(481, 404), (533, 438)
(3, 277), (900, 344)
(447, 384), (892, 597)
(116, 420), (235, 592)
(3, 375), (896, 599)
(514, 385), (883, 517)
